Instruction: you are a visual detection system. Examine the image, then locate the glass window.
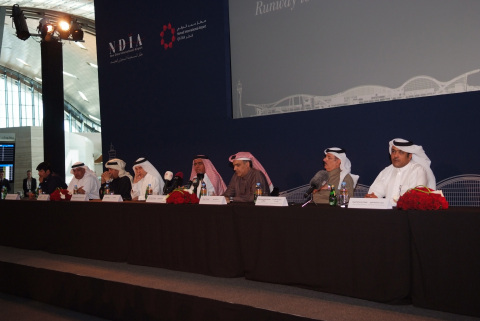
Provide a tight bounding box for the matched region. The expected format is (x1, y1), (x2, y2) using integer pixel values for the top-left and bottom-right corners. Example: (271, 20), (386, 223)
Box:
(0, 71), (99, 133)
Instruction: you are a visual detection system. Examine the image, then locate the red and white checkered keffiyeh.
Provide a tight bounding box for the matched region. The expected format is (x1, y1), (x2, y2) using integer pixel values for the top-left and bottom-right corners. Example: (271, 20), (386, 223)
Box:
(228, 152), (273, 193)
(189, 156), (227, 196)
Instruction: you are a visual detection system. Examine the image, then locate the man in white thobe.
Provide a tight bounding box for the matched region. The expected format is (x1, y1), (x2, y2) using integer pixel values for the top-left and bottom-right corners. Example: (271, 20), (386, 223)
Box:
(67, 162), (100, 199)
(366, 138), (435, 205)
(131, 157), (164, 200)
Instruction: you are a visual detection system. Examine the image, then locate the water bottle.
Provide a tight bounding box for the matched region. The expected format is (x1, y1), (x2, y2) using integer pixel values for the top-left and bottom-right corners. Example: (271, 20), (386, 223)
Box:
(145, 184), (152, 199)
(338, 181), (349, 207)
(329, 184), (337, 206)
(104, 183), (110, 195)
(73, 185), (78, 194)
(254, 182), (262, 203)
(200, 182), (207, 198)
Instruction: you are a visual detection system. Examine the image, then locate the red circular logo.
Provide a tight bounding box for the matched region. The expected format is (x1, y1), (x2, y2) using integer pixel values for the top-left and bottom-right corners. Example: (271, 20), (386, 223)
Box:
(160, 23), (175, 50)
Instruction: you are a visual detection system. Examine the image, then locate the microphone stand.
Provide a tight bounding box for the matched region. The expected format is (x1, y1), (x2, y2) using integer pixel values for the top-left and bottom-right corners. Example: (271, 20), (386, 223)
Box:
(302, 193), (313, 207)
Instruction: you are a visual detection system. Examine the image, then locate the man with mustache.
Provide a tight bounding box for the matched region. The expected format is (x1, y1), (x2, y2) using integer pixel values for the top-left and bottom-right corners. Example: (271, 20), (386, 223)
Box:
(366, 138), (435, 205)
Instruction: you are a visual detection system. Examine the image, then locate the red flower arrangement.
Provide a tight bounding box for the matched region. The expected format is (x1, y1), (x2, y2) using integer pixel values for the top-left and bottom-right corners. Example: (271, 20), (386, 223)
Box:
(397, 186), (448, 210)
(166, 189), (199, 204)
(50, 188), (72, 201)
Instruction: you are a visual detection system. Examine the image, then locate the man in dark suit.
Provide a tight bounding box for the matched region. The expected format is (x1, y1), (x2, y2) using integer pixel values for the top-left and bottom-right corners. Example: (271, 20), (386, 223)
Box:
(23, 169), (37, 197)
(35, 162), (66, 195)
(0, 169), (11, 193)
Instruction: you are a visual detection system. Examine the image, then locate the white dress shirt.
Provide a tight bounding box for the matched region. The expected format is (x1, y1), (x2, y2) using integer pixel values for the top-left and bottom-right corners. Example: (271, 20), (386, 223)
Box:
(368, 161), (428, 204)
(131, 172), (164, 200)
(68, 175), (100, 200)
(195, 173), (216, 197)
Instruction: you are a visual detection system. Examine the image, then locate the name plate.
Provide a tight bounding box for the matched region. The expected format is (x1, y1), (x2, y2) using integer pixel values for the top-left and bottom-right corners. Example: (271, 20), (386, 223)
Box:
(102, 194), (123, 202)
(199, 196), (227, 205)
(37, 194), (50, 201)
(71, 194), (89, 202)
(348, 197), (392, 209)
(146, 195), (167, 203)
(5, 194), (21, 200)
(255, 196), (288, 207)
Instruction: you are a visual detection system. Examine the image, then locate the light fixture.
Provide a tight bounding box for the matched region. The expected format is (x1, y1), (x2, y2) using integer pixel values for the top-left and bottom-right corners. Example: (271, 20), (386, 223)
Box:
(12, 9), (84, 43)
(79, 91), (89, 102)
(57, 18), (71, 40)
(16, 58), (30, 66)
(70, 21), (84, 41)
(38, 18), (55, 42)
(11, 4), (30, 41)
(63, 71), (78, 79)
(89, 114), (100, 122)
(75, 42), (87, 50)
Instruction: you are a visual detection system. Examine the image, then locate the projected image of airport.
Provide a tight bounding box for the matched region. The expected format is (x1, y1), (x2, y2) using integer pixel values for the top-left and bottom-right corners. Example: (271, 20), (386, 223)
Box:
(229, 1), (480, 118)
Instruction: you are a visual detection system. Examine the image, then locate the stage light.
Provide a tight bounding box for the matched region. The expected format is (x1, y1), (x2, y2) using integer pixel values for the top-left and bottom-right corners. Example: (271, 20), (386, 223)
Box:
(11, 4), (30, 41)
(57, 19), (71, 40)
(38, 18), (55, 41)
(58, 20), (70, 31)
(70, 21), (84, 41)
(12, 9), (84, 43)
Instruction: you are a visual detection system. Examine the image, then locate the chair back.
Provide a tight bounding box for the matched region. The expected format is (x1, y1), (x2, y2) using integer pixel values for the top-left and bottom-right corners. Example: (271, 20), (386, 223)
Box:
(436, 175), (480, 207)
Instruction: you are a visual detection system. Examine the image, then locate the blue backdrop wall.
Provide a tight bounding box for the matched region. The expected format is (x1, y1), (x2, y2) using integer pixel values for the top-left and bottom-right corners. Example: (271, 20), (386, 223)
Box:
(94, 0), (480, 191)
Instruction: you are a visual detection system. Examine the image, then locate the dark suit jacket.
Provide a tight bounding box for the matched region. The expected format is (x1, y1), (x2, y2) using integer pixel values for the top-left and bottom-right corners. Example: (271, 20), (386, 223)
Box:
(1, 178), (11, 193)
(23, 177), (37, 195)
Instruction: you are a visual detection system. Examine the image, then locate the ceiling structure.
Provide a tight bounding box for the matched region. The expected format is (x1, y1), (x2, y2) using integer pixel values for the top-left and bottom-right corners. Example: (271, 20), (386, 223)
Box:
(0, 0), (100, 123)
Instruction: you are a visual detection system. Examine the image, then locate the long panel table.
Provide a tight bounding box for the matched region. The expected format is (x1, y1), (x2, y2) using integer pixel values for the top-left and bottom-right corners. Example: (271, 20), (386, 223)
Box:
(408, 208), (480, 317)
(0, 200), (478, 317)
(232, 204), (410, 303)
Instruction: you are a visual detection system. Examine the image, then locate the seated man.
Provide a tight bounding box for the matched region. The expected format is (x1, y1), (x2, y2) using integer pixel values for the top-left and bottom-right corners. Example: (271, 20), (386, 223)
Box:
(0, 170), (11, 193)
(223, 152), (272, 203)
(100, 158), (133, 200)
(366, 138), (435, 204)
(313, 147), (358, 204)
(131, 157), (164, 200)
(189, 155), (227, 197)
(35, 162), (67, 194)
(67, 162), (100, 200)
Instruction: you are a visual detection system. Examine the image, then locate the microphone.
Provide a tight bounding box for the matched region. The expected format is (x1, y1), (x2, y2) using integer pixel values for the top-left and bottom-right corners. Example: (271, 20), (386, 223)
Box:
(192, 177), (200, 195)
(164, 172), (184, 194)
(304, 170), (329, 198)
(187, 181), (195, 193)
(171, 171), (183, 189)
(196, 173), (205, 181)
(163, 171), (173, 195)
(164, 171), (173, 181)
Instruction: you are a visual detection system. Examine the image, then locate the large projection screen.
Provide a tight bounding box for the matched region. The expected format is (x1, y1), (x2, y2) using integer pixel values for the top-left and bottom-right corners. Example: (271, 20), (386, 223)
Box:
(229, 1), (480, 118)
